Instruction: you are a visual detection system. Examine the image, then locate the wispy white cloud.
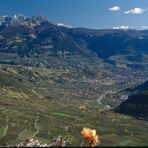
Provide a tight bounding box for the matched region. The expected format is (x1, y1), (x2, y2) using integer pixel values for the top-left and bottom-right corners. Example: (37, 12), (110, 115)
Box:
(124, 7), (145, 14)
(112, 26), (130, 30)
(109, 6), (120, 11)
(141, 26), (148, 29)
(56, 23), (72, 28)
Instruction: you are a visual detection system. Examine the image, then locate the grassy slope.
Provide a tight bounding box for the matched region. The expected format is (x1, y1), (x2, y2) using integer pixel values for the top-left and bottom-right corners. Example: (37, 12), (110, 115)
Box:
(0, 100), (147, 146)
(0, 65), (148, 146)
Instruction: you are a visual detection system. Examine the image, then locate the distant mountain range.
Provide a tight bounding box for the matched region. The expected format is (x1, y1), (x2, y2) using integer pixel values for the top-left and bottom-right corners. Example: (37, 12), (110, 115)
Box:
(0, 14), (48, 27)
(0, 15), (148, 66)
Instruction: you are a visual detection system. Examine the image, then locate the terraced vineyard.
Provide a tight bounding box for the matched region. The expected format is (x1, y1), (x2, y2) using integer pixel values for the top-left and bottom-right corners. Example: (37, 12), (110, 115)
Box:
(0, 99), (147, 146)
(0, 63), (148, 146)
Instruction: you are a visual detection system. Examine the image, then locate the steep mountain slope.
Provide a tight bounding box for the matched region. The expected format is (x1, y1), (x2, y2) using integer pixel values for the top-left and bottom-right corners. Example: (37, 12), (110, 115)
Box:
(0, 15), (97, 68)
(67, 28), (148, 58)
(126, 81), (148, 93)
(115, 81), (148, 120)
(0, 15), (148, 66)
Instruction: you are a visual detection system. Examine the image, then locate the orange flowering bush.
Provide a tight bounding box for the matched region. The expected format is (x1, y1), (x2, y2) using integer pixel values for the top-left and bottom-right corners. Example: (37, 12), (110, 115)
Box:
(81, 127), (100, 147)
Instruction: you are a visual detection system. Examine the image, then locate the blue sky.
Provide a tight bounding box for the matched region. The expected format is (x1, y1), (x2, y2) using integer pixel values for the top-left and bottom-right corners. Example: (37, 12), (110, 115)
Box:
(0, 0), (148, 29)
